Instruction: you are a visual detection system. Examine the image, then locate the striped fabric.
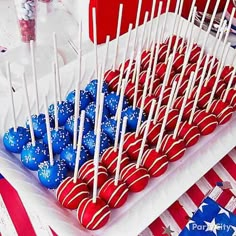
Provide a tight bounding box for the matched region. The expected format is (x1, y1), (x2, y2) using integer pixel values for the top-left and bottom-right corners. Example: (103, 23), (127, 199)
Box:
(141, 148), (236, 236)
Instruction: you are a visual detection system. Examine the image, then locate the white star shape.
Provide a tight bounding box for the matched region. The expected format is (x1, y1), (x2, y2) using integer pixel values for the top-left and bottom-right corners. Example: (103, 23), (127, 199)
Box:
(199, 202), (208, 212)
(204, 218), (220, 235)
(218, 207), (230, 218)
(186, 220), (195, 230)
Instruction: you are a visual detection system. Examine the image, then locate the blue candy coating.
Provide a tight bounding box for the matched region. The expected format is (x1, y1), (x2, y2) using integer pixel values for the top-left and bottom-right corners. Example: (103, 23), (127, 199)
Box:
(43, 128), (71, 154)
(38, 160), (67, 189)
(66, 90), (91, 110)
(49, 101), (74, 126)
(60, 144), (90, 170)
(21, 141), (49, 171)
(3, 126), (30, 153)
(82, 130), (110, 156)
(122, 106), (146, 131)
(65, 115), (92, 137)
(26, 114), (49, 139)
(104, 91), (129, 116)
(101, 117), (118, 143)
(85, 79), (110, 101)
(85, 102), (110, 125)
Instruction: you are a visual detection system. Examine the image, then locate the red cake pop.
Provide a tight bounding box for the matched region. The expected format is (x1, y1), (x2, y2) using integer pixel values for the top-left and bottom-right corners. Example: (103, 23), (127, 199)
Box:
(125, 81), (143, 103)
(154, 85), (172, 105)
(120, 163), (150, 192)
(141, 50), (151, 70)
(173, 52), (185, 72)
(160, 134), (186, 162)
(142, 149), (168, 177)
(155, 62), (167, 80)
(221, 88), (236, 111)
(123, 132), (148, 161)
(158, 43), (168, 62)
(139, 120), (162, 146)
(122, 59), (136, 79)
(193, 109), (218, 135)
(165, 35), (184, 52)
(184, 63), (197, 77)
(137, 95), (157, 114)
(78, 159), (108, 188)
(191, 85), (211, 109)
(173, 97), (194, 120)
(208, 99), (233, 125)
(220, 66), (235, 84)
(100, 147), (129, 175)
(77, 197), (110, 230)
(99, 179), (128, 208)
(56, 177), (89, 210)
(155, 106), (179, 132)
(104, 70), (120, 91)
(205, 75), (226, 98)
(189, 44), (202, 63)
(177, 121), (200, 147)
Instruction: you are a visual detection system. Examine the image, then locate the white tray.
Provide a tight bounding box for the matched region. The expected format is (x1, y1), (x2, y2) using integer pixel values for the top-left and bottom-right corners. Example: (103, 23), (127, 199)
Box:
(0, 13), (235, 236)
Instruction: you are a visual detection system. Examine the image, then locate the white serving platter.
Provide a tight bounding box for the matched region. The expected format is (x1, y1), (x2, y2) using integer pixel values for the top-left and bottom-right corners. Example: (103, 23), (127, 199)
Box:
(0, 13), (235, 236)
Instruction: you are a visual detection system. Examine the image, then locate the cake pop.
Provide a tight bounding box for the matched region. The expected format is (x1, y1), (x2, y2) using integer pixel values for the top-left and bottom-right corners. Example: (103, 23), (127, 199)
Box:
(66, 90), (91, 110)
(3, 62), (30, 153)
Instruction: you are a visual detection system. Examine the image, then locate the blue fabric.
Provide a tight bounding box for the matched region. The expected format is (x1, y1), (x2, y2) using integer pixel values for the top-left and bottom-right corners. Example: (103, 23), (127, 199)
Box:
(0, 173), (4, 179)
(180, 197), (236, 236)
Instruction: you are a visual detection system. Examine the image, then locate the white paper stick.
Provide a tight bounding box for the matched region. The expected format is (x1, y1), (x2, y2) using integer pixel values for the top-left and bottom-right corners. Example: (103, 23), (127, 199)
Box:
(187, 7), (197, 47)
(178, 0), (196, 52)
(53, 32), (61, 103)
(152, 1), (163, 44)
(133, 52), (142, 109)
(92, 8), (98, 79)
(112, 4), (123, 71)
(156, 81), (177, 152)
(102, 35), (111, 77)
(136, 100), (156, 168)
(188, 54), (210, 125)
(73, 80), (80, 149)
(30, 40), (39, 115)
(133, 0), (143, 48)
(92, 93), (104, 203)
(154, 54), (174, 123)
(114, 116), (128, 186)
(124, 50), (135, 85)
(160, 0), (171, 41)
(73, 110), (85, 183)
(173, 73), (194, 139)
(44, 96), (54, 166)
(135, 67), (151, 138)
(52, 63), (59, 131)
(198, 0), (211, 31)
(140, 11), (149, 50)
(116, 23), (133, 95)
(22, 74), (36, 146)
(145, 0), (157, 50)
(6, 62), (17, 132)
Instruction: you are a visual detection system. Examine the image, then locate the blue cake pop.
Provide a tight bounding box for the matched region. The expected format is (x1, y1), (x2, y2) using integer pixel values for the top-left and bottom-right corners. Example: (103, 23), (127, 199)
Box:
(65, 115), (92, 137)
(121, 106), (146, 131)
(43, 128), (71, 154)
(60, 144), (90, 171)
(82, 130), (110, 156)
(26, 114), (54, 139)
(49, 101), (74, 127)
(3, 127), (30, 153)
(66, 90), (91, 110)
(104, 91), (129, 116)
(38, 160), (67, 189)
(101, 117), (118, 143)
(21, 141), (49, 171)
(85, 79), (110, 101)
(85, 102), (110, 125)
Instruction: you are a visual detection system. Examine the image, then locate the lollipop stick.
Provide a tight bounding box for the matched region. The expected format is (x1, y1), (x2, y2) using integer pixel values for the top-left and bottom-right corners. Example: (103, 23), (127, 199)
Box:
(133, 52), (142, 109)
(92, 8), (98, 79)
(52, 63), (59, 131)
(145, 0), (157, 50)
(44, 96), (54, 166)
(30, 40), (39, 115)
(73, 110), (85, 183)
(160, 0), (171, 41)
(112, 4), (123, 71)
(156, 81), (177, 152)
(140, 11), (149, 49)
(95, 66), (102, 133)
(73, 80), (80, 149)
(6, 62), (17, 132)
(114, 116), (128, 186)
(102, 35), (111, 77)
(136, 100), (156, 168)
(114, 80), (126, 151)
(93, 93), (105, 203)
(223, 66), (236, 102)
(134, 0), (143, 48)
(53, 32), (61, 103)
(22, 74), (35, 146)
